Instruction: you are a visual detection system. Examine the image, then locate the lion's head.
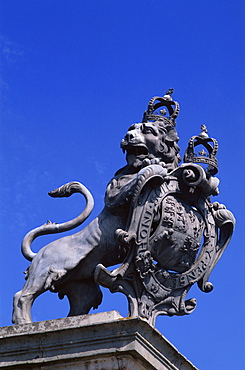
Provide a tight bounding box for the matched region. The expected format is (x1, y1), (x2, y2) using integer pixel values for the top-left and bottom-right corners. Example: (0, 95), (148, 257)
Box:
(121, 120), (181, 172)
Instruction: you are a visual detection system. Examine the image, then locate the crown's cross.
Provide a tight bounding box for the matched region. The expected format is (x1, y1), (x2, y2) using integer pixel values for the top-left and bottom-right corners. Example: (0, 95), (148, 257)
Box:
(165, 88), (174, 95)
(163, 88), (174, 101)
(199, 125), (209, 139)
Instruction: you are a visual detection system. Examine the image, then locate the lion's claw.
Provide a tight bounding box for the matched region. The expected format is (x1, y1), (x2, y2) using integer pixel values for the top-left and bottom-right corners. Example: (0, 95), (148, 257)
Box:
(142, 158), (166, 168)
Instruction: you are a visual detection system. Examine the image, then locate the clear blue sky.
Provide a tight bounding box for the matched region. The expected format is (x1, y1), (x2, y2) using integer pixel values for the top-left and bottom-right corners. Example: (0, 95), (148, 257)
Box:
(0, 1), (244, 369)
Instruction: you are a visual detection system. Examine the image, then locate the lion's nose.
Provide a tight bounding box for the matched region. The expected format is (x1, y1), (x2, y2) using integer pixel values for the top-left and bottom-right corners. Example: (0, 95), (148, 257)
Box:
(125, 132), (134, 141)
(125, 131), (138, 141)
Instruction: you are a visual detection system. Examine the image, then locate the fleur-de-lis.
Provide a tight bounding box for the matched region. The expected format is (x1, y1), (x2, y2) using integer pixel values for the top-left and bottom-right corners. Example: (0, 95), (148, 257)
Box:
(199, 149), (207, 156)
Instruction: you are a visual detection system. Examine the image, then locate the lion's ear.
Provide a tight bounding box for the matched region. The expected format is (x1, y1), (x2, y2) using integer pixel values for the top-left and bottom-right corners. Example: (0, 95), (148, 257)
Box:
(165, 128), (179, 142)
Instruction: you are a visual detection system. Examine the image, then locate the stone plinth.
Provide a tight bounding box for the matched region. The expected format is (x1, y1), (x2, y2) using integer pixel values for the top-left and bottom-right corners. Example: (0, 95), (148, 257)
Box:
(0, 311), (197, 369)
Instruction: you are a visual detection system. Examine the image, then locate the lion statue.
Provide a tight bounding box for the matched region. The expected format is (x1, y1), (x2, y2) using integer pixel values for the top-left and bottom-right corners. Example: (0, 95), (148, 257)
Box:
(12, 93), (181, 324)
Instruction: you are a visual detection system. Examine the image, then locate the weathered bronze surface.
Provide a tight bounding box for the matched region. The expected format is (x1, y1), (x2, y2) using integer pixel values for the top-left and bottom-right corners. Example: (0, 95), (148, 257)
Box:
(13, 90), (235, 325)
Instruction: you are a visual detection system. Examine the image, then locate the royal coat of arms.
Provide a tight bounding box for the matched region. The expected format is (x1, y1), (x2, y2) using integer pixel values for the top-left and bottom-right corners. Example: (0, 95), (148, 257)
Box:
(95, 91), (235, 325)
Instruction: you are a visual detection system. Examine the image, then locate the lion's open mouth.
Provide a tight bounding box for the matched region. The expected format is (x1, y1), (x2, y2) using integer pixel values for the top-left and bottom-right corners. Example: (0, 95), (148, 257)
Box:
(122, 144), (148, 157)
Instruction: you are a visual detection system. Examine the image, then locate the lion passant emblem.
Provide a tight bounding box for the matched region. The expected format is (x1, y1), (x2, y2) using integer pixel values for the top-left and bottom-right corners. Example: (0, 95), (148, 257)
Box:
(13, 90), (235, 325)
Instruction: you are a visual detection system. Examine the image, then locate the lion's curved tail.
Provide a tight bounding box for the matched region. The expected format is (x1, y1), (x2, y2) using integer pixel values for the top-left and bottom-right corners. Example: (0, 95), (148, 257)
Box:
(21, 181), (94, 262)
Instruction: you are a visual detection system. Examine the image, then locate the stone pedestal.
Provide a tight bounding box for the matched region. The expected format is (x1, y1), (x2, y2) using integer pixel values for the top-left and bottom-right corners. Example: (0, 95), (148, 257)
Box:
(0, 311), (197, 369)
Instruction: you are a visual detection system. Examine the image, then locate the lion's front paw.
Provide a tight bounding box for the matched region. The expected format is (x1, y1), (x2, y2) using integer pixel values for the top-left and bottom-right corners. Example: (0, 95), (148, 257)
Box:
(142, 158), (166, 168)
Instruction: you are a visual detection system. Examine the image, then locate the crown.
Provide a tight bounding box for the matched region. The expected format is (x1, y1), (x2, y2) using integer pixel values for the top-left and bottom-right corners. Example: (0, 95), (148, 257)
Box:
(142, 88), (180, 127)
(184, 125), (219, 175)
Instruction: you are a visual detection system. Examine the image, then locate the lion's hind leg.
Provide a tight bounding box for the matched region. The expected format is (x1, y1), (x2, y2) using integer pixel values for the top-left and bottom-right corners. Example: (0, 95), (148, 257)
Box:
(12, 282), (46, 325)
(12, 290), (25, 324)
(12, 264), (60, 325)
(60, 279), (103, 317)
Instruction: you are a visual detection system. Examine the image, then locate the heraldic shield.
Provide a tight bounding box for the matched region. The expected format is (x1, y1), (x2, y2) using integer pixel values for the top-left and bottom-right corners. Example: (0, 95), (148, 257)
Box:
(95, 161), (235, 326)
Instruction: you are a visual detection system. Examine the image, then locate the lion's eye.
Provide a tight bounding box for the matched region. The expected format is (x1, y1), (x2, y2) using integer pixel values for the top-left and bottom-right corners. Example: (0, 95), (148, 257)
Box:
(143, 126), (156, 135)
